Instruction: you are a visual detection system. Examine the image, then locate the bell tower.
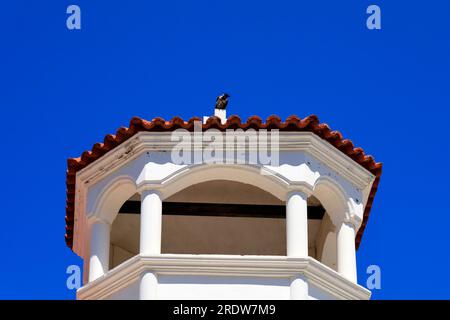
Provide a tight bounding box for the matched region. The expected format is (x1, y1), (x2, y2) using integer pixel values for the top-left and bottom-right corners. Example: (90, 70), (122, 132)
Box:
(66, 114), (381, 300)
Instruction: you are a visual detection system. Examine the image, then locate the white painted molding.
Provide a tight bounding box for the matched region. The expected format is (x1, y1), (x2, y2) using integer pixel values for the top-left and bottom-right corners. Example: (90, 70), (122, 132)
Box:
(76, 132), (374, 190)
(77, 254), (371, 300)
(136, 164), (291, 201)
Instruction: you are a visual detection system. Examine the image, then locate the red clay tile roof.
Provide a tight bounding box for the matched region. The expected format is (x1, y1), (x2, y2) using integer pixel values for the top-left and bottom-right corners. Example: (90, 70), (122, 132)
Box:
(66, 115), (382, 251)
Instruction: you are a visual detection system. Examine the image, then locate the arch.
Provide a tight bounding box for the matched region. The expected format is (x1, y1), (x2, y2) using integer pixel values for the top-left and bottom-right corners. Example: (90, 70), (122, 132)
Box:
(312, 176), (350, 227)
(157, 164), (290, 201)
(91, 175), (138, 225)
(319, 230), (337, 270)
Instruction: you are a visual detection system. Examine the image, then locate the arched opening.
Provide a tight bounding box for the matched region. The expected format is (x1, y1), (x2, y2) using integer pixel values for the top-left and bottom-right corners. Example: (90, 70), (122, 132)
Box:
(161, 180), (286, 255)
(314, 212), (337, 270)
(311, 178), (349, 271)
(113, 179), (328, 259)
(110, 193), (141, 269)
(103, 169), (348, 269)
(90, 177), (138, 271)
(105, 164), (290, 269)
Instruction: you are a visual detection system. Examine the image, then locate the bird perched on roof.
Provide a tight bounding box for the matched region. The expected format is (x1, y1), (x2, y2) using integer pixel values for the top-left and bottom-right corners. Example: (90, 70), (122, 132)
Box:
(215, 93), (230, 110)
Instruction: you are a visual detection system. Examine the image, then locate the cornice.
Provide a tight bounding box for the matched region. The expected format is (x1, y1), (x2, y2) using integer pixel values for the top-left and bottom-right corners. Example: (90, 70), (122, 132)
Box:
(77, 132), (374, 191)
(77, 254), (370, 300)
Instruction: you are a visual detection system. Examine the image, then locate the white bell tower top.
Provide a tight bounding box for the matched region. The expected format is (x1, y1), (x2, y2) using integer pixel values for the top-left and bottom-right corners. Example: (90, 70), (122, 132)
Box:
(66, 114), (382, 300)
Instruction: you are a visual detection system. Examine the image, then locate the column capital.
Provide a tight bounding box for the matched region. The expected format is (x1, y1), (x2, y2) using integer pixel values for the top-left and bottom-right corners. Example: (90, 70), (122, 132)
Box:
(337, 213), (362, 231)
(139, 188), (162, 198)
(286, 188), (309, 200)
(87, 215), (112, 227)
(136, 183), (164, 197)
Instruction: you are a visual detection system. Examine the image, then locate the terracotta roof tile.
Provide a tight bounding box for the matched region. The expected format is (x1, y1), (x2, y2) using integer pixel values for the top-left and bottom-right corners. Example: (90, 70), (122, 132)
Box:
(65, 115), (382, 250)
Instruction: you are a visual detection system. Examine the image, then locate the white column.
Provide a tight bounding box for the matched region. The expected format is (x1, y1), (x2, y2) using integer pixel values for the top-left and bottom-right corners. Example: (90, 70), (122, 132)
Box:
(286, 191), (308, 257)
(88, 221), (110, 282)
(140, 190), (162, 255)
(290, 274), (309, 300)
(337, 221), (357, 283)
(139, 271), (158, 300)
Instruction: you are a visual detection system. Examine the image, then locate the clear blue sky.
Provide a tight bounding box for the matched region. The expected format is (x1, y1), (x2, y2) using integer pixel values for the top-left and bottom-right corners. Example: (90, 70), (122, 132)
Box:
(0, 0), (449, 299)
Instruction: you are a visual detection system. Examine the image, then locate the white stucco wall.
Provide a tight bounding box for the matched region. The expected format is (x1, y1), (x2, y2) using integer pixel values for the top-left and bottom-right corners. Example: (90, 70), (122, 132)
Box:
(156, 275), (291, 300)
(106, 280), (139, 300)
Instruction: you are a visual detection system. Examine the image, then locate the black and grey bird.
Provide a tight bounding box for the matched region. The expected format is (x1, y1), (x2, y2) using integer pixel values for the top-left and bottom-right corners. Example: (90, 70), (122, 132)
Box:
(215, 93), (230, 110)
